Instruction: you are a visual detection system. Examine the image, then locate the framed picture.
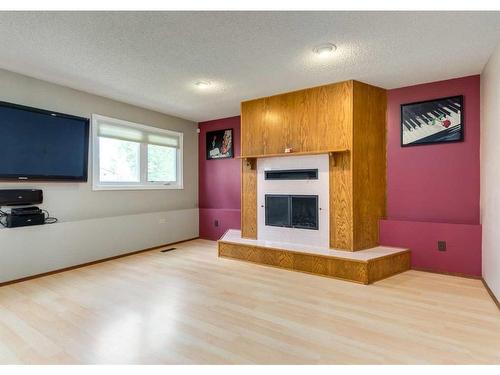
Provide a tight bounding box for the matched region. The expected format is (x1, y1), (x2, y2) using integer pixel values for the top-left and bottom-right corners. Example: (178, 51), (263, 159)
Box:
(401, 95), (464, 147)
(206, 128), (233, 160)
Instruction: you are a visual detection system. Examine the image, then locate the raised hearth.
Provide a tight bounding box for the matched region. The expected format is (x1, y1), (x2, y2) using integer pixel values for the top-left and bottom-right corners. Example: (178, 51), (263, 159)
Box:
(218, 230), (410, 284)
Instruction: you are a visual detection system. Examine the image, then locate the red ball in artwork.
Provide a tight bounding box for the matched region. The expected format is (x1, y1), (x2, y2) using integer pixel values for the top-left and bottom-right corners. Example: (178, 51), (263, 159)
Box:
(442, 119), (451, 128)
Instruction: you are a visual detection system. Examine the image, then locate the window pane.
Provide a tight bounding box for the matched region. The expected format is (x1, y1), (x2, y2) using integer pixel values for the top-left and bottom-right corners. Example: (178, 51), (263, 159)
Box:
(99, 137), (140, 182)
(147, 144), (177, 182)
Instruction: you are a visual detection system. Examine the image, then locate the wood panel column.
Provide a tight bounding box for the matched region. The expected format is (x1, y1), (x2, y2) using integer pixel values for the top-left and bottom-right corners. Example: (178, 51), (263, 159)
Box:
(241, 158), (257, 239)
(329, 151), (353, 249)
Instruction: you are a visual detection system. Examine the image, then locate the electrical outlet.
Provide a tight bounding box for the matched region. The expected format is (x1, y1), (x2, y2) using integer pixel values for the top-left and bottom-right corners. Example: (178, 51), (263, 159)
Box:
(159, 218), (167, 224)
(214, 219), (219, 227)
(437, 240), (446, 251)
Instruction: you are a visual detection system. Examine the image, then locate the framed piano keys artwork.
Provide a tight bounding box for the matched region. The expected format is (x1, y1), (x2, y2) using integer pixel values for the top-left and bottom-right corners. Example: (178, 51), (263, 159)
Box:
(400, 95), (464, 147)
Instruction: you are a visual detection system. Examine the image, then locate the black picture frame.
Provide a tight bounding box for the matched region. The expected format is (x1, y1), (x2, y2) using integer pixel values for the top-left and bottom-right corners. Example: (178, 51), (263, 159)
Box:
(206, 128), (234, 160)
(400, 95), (464, 147)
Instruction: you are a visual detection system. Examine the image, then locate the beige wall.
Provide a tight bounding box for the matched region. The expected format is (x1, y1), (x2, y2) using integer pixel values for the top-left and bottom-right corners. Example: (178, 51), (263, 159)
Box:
(481, 43), (500, 301)
(0, 68), (198, 222)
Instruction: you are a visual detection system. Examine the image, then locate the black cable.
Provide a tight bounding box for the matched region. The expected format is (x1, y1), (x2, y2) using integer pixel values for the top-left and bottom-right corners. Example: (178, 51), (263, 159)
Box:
(42, 209), (58, 224)
(0, 207), (6, 227)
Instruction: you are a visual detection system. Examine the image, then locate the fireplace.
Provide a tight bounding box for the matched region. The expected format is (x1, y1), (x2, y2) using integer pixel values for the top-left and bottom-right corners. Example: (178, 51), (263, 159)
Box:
(265, 194), (319, 230)
(257, 154), (329, 247)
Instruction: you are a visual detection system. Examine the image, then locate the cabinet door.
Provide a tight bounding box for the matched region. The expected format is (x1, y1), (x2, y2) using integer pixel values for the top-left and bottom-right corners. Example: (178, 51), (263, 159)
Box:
(241, 94), (291, 155)
(288, 88), (319, 152)
(261, 94), (291, 154)
(287, 82), (353, 153)
(241, 99), (264, 156)
(318, 82), (353, 151)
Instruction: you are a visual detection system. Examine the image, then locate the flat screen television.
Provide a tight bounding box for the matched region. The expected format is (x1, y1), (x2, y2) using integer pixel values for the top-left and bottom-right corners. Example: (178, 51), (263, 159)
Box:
(0, 101), (89, 181)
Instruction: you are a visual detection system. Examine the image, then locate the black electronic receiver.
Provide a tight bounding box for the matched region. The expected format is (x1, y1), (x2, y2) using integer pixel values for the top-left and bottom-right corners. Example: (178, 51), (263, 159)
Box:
(0, 189), (43, 206)
(5, 212), (45, 228)
(11, 206), (42, 215)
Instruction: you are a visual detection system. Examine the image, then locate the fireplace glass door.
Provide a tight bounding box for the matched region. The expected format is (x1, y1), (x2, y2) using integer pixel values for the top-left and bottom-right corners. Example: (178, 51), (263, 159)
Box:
(265, 194), (318, 230)
(265, 195), (290, 227)
(291, 195), (319, 230)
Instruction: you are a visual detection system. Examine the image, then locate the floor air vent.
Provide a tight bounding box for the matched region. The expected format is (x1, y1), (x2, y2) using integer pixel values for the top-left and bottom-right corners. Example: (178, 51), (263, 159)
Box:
(160, 247), (176, 253)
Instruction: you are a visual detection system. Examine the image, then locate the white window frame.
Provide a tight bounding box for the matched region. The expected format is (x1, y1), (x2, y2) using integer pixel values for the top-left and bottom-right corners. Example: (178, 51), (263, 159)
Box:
(92, 114), (183, 191)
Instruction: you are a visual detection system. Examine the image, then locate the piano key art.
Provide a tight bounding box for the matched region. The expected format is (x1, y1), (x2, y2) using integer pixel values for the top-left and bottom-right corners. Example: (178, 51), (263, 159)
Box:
(400, 95), (464, 146)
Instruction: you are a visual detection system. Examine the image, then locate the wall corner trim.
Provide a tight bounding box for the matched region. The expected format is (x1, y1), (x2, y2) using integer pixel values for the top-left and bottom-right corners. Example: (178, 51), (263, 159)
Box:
(482, 278), (500, 310)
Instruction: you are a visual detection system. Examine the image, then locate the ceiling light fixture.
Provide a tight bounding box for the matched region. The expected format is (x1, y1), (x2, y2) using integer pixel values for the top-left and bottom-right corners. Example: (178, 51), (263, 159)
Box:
(312, 43), (337, 56)
(195, 80), (212, 89)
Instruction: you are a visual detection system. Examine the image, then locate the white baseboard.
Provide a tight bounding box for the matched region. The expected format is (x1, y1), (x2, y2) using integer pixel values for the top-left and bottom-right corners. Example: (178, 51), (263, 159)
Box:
(0, 208), (199, 283)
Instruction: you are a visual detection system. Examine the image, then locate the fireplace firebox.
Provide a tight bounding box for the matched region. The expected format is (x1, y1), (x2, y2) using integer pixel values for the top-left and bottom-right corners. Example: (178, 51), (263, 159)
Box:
(265, 194), (319, 230)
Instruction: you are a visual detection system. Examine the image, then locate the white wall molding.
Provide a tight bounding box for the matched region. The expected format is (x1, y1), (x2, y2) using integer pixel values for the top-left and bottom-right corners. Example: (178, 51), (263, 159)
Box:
(0, 208), (199, 283)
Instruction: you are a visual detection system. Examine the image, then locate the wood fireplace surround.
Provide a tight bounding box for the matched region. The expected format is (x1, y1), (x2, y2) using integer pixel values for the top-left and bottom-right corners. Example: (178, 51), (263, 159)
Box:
(239, 80), (387, 251)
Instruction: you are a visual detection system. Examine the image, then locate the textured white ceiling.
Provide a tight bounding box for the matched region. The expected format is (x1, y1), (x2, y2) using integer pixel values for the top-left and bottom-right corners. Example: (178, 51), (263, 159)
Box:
(0, 11), (498, 122)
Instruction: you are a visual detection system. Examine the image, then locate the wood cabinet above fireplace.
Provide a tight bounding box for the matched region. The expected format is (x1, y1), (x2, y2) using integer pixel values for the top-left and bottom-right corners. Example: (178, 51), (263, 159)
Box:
(241, 80), (354, 157)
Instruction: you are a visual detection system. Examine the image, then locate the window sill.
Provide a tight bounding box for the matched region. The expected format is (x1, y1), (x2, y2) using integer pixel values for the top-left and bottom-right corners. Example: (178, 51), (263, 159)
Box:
(92, 184), (183, 191)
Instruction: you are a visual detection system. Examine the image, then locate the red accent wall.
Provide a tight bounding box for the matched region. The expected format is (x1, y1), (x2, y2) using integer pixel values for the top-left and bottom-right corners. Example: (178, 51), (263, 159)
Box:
(198, 116), (241, 240)
(380, 75), (481, 276)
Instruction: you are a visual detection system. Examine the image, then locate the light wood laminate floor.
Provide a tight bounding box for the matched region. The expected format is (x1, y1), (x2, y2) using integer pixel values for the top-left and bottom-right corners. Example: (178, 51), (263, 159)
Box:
(0, 239), (499, 364)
